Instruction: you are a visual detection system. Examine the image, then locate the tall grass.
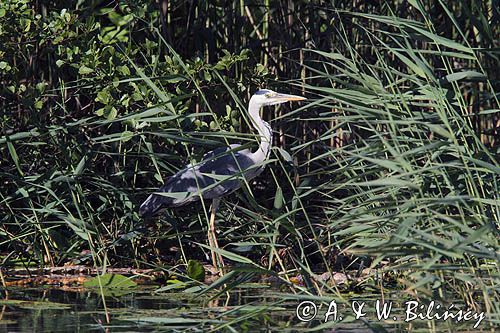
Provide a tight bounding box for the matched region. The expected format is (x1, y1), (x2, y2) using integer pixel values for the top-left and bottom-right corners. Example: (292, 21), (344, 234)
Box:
(290, 7), (500, 317)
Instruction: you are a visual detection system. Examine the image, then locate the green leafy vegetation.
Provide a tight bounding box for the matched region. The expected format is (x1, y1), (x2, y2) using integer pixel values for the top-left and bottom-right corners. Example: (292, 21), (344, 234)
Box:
(187, 259), (206, 282)
(1, 0), (499, 331)
(83, 273), (137, 289)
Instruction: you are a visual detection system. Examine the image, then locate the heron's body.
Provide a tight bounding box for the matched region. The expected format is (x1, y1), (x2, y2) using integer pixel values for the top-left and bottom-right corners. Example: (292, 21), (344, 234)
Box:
(139, 89), (305, 272)
(139, 144), (265, 216)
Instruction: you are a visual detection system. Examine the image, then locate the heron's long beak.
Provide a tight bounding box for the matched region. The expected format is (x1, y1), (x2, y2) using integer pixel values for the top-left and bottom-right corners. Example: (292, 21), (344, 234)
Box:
(275, 93), (307, 102)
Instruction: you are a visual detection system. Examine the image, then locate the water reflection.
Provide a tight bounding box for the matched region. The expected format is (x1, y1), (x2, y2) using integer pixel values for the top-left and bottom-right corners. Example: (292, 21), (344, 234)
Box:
(0, 286), (488, 332)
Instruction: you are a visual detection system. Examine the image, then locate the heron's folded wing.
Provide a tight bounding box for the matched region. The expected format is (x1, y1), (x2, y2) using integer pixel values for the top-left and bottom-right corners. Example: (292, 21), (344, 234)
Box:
(140, 145), (256, 215)
(200, 144), (242, 162)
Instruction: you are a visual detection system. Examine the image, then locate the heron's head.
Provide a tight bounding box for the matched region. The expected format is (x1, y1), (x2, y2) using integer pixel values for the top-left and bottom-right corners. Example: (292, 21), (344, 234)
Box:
(251, 89), (306, 107)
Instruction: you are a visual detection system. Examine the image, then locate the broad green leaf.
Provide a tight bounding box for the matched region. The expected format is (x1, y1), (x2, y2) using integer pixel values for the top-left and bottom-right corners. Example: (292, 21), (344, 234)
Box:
(187, 259), (205, 282)
(83, 273), (137, 289)
(273, 186), (283, 210)
(78, 65), (94, 75)
(120, 130), (134, 142)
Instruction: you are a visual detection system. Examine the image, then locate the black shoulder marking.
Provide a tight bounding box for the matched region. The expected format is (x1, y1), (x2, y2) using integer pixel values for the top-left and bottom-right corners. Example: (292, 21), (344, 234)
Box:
(255, 89), (271, 95)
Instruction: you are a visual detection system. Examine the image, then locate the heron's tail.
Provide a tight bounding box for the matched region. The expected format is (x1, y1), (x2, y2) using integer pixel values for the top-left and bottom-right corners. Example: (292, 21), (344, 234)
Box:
(139, 194), (167, 218)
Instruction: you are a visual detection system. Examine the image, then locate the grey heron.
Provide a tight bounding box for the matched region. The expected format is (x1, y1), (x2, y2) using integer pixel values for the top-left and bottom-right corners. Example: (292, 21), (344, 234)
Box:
(139, 89), (306, 271)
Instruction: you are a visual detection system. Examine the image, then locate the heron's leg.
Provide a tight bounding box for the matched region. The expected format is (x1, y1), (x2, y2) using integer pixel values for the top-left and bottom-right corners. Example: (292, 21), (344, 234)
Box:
(206, 217), (216, 269)
(209, 198), (224, 272)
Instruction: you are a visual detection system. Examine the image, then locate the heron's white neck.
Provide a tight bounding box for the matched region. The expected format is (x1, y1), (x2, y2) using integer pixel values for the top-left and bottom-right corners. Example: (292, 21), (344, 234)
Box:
(248, 98), (272, 163)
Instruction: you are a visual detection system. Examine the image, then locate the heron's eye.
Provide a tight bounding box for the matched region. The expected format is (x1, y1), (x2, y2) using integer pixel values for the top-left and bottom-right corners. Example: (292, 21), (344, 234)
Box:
(264, 92), (272, 98)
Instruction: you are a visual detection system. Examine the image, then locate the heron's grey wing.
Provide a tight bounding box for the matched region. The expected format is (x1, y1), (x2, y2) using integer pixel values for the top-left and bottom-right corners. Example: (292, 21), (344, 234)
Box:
(198, 144), (242, 162)
(197, 148), (259, 200)
(139, 145), (257, 217)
